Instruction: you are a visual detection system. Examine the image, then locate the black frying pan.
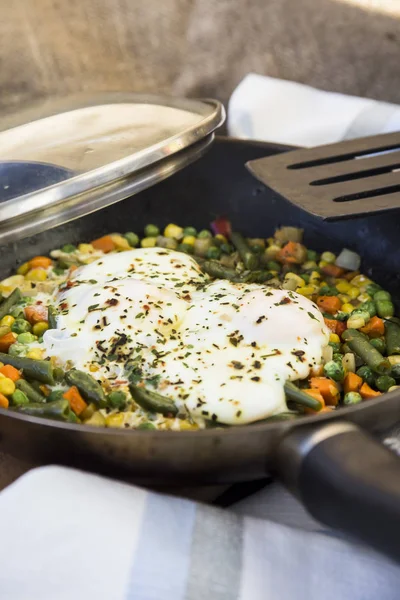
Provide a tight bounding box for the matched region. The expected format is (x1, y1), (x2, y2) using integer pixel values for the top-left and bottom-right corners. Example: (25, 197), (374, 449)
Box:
(1, 137), (400, 560)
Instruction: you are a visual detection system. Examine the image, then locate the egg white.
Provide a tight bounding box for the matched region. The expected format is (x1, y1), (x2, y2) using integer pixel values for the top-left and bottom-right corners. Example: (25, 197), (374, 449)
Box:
(43, 248), (330, 425)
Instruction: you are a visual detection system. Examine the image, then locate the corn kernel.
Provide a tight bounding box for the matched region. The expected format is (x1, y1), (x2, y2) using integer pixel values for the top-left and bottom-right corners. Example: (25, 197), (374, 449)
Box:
(89, 364), (99, 372)
(182, 235), (196, 246)
(78, 243), (95, 253)
(215, 234), (227, 244)
(357, 293), (371, 303)
(26, 268), (47, 282)
(0, 315), (15, 327)
(309, 271), (321, 285)
(347, 286), (360, 300)
(0, 362), (4, 369)
(350, 274), (371, 287)
(296, 285), (317, 297)
(338, 294), (350, 304)
(318, 260), (328, 269)
(140, 236), (157, 248)
(105, 413), (125, 428)
(32, 321), (49, 336)
(336, 281), (351, 294)
(17, 262), (30, 276)
(0, 377), (15, 396)
(329, 333), (340, 344)
(26, 348), (44, 360)
(0, 275), (25, 295)
(110, 234), (131, 251)
(321, 251), (336, 264)
(388, 356), (400, 365)
(341, 303), (355, 314)
(179, 420), (199, 431)
(164, 224), (183, 239)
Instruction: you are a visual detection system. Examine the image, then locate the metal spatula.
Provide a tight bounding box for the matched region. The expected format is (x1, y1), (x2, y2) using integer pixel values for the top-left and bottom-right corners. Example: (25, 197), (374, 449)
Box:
(246, 131), (400, 220)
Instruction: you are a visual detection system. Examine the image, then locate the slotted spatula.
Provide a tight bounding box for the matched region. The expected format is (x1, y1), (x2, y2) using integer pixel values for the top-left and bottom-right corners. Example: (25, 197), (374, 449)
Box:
(246, 131), (400, 220)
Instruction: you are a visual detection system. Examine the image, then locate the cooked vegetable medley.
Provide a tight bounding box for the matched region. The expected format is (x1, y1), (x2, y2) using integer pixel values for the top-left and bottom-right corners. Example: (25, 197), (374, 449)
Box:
(0, 222), (398, 429)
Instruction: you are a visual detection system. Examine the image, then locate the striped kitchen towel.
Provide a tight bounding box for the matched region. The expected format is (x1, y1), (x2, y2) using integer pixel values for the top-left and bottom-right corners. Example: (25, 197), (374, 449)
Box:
(0, 465), (399, 600)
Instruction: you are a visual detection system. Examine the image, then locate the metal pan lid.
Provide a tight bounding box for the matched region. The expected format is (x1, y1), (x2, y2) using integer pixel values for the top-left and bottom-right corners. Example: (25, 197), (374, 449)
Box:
(0, 93), (224, 245)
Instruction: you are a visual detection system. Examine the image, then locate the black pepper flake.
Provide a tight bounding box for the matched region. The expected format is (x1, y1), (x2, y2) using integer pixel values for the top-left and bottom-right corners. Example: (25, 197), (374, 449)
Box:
(211, 413), (218, 421)
(231, 361), (244, 370)
(251, 376), (261, 382)
(252, 360), (262, 369)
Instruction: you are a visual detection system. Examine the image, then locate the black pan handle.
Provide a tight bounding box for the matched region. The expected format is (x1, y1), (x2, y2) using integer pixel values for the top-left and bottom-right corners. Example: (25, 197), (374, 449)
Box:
(275, 421), (400, 561)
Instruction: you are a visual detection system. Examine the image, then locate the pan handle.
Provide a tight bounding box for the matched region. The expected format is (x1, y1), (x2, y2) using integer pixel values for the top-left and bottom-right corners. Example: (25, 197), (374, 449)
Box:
(275, 421), (400, 561)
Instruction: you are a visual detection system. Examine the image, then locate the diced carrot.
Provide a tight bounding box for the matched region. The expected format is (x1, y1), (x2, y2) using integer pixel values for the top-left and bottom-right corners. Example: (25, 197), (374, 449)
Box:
(343, 372), (363, 394)
(0, 364), (21, 382)
(360, 383), (381, 400)
(29, 256), (53, 270)
(324, 318), (338, 333)
(63, 385), (88, 416)
(91, 235), (116, 253)
(336, 321), (347, 337)
(303, 388), (325, 414)
(276, 241), (307, 264)
(360, 316), (385, 338)
(310, 377), (340, 406)
(0, 332), (17, 352)
(321, 264), (345, 278)
(317, 296), (342, 314)
(0, 393), (9, 408)
(24, 305), (48, 324)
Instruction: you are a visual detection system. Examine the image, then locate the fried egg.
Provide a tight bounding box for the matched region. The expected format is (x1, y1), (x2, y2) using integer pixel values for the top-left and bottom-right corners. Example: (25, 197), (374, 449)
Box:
(44, 248), (330, 424)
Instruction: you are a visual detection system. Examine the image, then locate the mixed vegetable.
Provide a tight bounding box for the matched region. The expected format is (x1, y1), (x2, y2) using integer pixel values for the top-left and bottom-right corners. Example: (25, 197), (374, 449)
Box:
(0, 221), (398, 429)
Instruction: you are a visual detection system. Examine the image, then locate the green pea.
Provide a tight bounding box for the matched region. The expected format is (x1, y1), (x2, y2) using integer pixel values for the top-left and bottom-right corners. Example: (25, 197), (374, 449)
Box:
(332, 352), (344, 364)
(344, 392), (362, 405)
(366, 283), (381, 296)
(61, 244), (77, 253)
(375, 375), (396, 393)
(137, 422), (156, 430)
(8, 343), (26, 357)
(356, 365), (375, 386)
(376, 300), (394, 319)
(124, 232), (139, 247)
(178, 243), (194, 254)
(17, 332), (36, 345)
(183, 226), (197, 237)
(11, 390), (29, 406)
(53, 266), (66, 276)
(324, 360), (345, 381)
(390, 363), (400, 380)
(329, 342), (341, 353)
(374, 290), (391, 302)
(144, 224), (160, 237)
(11, 319), (32, 334)
(359, 301), (377, 318)
(266, 261), (281, 271)
(198, 230), (212, 239)
(370, 338), (386, 354)
(206, 246), (221, 260)
(319, 285), (339, 296)
(306, 249), (318, 261)
(107, 391), (127, 409)
(301, 273), (310, 284)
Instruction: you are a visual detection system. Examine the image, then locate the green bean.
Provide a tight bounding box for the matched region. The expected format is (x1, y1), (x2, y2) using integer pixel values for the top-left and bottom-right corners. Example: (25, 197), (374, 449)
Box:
(375, 375), (396, 393)
(46, 389), (65, 403)
(129, 384), (178, 416)
(374, 290), (391, 302)
(65, 369), (107, 408)
(376, 299), (394, 319)
(196, 258), (240, 281)
(366, 283), (381, 297)
(230, 232), (259, 270)
(16, 379), (46, 403)
(48, 306), (58, 330)
(0, 288), (22, 321)
(240, 270), (275, 284)
(356, 365), (375, 386)
(385, 321), (400, 356)
(284, 382), (323, 411)
(0, 353), (54, 384)
(342, 329), (391, 375)
(13, 399), (71, 421)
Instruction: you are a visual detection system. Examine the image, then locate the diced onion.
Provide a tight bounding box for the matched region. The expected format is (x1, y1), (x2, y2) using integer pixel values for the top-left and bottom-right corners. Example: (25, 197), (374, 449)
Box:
(335, 248), (361, 271)
(322, 345), (333, 364)
(342, 353), (356, 373)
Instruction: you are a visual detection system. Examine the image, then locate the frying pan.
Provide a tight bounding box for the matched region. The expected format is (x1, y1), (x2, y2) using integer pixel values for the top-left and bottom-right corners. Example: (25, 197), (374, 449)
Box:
(1, 137), (400, 560)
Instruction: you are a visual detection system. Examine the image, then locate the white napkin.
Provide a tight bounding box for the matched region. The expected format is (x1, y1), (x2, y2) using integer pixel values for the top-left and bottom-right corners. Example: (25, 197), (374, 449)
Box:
(228, 73), (400, 146)
(0, 466), (399, 600)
